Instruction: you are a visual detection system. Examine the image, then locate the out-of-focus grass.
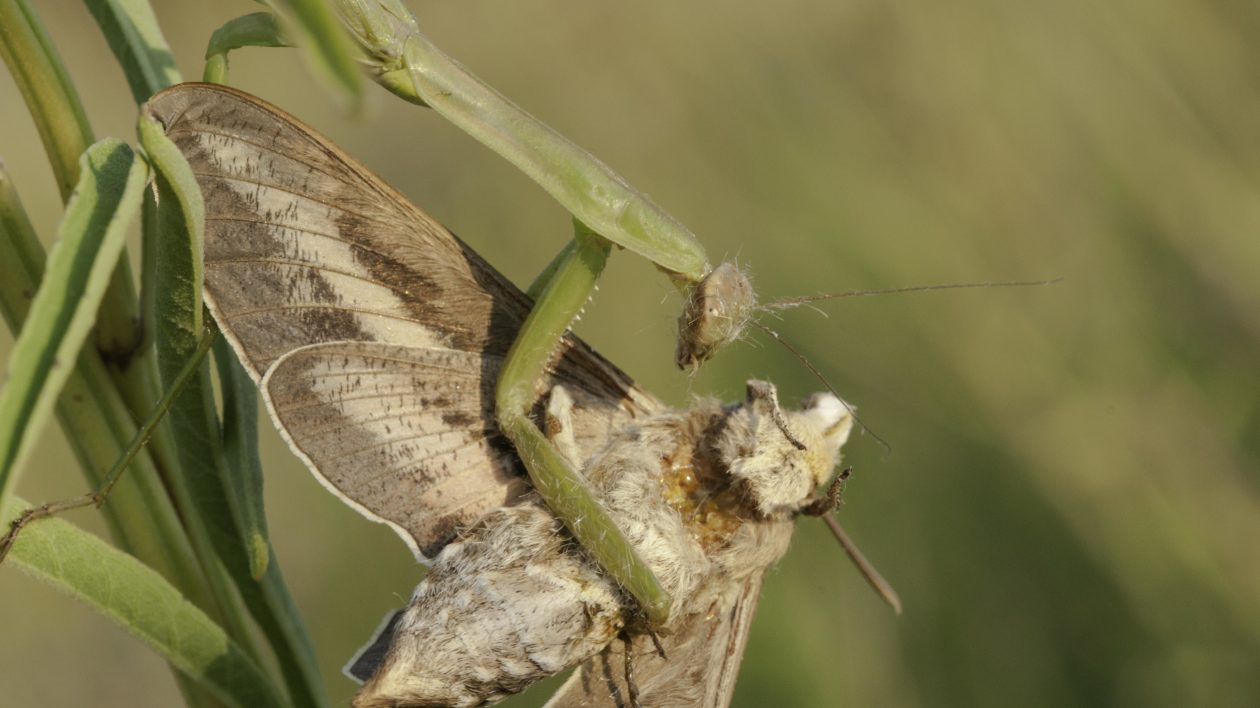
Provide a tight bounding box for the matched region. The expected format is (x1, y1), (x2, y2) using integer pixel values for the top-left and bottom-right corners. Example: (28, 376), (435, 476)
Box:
(2, 0), (1258, 706)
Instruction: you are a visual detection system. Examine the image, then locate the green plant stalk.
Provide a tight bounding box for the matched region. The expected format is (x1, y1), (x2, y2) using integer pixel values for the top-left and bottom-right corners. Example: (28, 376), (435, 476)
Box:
(338, 0), (709, 282)
(495, 222), (671, 626)
(0, 0), (144, 362)
(0, 0), (92, 199)
(0, 166), (43, 321)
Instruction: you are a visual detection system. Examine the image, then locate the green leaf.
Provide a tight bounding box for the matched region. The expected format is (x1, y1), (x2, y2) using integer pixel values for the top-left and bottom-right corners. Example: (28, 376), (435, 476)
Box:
(213, 340), (270, 581)
(2, 163), (227, 708)
(1, 496), (285, 708)
(82, 0), (181, 103)
(0, 138), (146, 507)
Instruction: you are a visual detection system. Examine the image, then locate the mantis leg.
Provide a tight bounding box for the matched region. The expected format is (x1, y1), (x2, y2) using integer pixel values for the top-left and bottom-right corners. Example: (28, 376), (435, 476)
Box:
(0, 326), (220, 563)
(495, 221), (672, 627)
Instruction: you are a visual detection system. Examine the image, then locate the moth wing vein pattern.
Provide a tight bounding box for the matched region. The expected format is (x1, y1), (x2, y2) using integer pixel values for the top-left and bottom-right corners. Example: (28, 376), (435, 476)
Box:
(143, 83), (659, 557)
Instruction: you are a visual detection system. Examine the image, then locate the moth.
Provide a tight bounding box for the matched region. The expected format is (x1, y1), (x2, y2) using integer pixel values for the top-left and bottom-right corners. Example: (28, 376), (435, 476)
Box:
(142, 83), (856, 706)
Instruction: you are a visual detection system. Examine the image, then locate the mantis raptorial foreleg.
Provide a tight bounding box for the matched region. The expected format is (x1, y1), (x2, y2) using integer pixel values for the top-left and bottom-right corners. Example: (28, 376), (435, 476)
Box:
(494, 222), (672, 625)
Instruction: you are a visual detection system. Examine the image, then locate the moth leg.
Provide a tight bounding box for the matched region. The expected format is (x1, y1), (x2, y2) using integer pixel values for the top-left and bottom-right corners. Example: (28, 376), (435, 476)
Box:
(621, 633), (642, 708)
(647, 627), (667, 659)
(544, 384), (583, 469)
(745, 380), (807, 450)
(799, 467), (852, 517)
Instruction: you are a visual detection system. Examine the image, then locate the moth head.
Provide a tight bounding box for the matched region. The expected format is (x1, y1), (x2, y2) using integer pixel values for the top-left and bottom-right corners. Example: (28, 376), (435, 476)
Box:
(722, 382), (855, 516)
(675, 262), (756, 371)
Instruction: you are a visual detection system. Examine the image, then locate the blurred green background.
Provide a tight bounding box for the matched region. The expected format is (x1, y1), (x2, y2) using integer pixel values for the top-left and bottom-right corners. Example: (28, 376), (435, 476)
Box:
(3, 0), (1259, 706)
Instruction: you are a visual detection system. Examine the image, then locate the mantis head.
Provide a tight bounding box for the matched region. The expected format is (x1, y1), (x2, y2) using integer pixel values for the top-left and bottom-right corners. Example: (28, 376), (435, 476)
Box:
(675, 262), (756, 371)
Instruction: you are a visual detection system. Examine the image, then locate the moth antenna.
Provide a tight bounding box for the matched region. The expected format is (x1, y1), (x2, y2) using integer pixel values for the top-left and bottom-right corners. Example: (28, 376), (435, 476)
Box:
(748, 380), (807, 450)
(821, 513), (903, 615)
(759, 277), (1063, 312)
(750, 321), (891, 455)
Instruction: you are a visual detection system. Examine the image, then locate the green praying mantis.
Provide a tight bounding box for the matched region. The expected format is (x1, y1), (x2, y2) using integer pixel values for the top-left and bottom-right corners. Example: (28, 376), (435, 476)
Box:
(197, 1), (768, 629)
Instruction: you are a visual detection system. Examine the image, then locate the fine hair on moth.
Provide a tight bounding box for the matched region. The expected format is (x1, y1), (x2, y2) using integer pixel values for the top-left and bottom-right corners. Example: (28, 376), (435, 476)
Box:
(136, 82), (893, 707)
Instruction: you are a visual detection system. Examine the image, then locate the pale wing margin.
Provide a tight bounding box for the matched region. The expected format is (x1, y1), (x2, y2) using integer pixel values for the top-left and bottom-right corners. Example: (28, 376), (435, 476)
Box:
(544, 573), (769, 708)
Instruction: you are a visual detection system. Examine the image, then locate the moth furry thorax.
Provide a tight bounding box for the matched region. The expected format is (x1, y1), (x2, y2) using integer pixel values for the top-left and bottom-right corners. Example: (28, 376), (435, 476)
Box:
(354, 382), (854, 708)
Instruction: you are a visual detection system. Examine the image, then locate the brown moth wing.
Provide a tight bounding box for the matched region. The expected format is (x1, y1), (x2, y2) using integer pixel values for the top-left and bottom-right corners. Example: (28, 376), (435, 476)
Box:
(141, 83), (661, 558)
(545, 571), (774, 708)
(263, 342), (646, 558)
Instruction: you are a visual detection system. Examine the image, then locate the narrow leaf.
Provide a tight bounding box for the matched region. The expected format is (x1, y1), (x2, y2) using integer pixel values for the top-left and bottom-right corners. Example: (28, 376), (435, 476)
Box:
(82, 0), (181, 103)
(0, 163), (45, 326)
(0, 138), (146, 505)
(1, 496), (285, 708)
(213, 340), (270, 581)
(139, 114), (266, 655)
(1, 165), (228, 705)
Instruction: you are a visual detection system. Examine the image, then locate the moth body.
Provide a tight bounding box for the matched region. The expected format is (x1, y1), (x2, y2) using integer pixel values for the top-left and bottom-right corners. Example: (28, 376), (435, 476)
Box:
(356, 383), (853, 707)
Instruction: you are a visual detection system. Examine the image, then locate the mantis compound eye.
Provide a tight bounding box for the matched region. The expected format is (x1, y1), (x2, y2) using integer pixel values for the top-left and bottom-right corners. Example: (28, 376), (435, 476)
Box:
(675, 262), (756, 371)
